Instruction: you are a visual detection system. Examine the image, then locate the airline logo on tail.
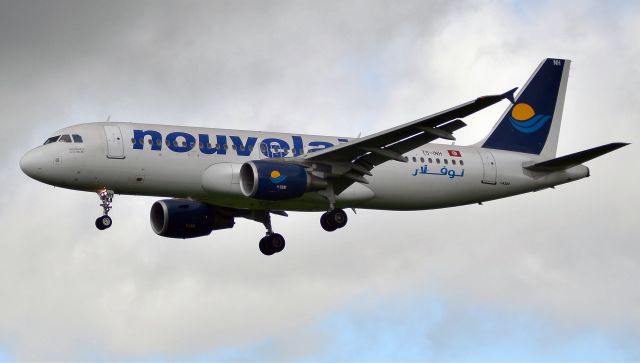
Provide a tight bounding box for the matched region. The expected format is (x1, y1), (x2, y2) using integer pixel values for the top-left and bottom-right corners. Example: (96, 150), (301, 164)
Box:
(509, 103), (551, 133)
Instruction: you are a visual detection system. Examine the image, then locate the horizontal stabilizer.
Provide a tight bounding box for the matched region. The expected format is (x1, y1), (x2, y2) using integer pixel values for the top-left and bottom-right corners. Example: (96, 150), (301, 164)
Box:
(523, 142), (630, 172)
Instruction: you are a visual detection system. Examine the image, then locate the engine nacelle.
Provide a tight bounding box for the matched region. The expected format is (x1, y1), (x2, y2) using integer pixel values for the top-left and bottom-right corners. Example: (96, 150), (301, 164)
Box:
(150, 199), (235, 239)
(239, 160), (327, 200)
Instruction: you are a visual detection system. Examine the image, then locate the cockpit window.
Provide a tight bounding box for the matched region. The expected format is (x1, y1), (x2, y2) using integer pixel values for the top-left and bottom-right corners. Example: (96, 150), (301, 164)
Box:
(44, 135), (60, 145)
(72, 134), (83, 143)
(59, 134), (72, 143)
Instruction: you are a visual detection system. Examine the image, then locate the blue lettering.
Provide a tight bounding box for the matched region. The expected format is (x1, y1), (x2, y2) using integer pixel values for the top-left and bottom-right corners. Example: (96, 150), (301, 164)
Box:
(133, 130), (162, 150)
(199, 134), (227, 155)
(131, 129), (339, 158)
(260, 138), (290, 158)
(292, 135), (304, 156)
(308, 141), (334, 153)
(230, 136), (258, 156)
(166, 132), (195, 153)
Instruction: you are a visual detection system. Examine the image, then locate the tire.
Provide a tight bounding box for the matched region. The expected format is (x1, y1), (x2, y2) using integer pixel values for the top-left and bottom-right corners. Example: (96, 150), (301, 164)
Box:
(95, 215), (112, 230)
(95, 217), (106, 230)
(259, 237), (274, 256)
(270, 233), (286, 253)
(320, 213), (337, 232)
(330, 209), (348, 229)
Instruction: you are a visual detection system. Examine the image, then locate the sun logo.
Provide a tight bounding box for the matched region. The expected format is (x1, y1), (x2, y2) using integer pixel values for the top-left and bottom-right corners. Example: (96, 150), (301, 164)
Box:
(269, 170), (287, 184)
(509, 103), (551, 133)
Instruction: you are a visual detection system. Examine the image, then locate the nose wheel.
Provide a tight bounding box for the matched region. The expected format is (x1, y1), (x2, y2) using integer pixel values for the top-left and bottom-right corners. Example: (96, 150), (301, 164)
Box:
(95, 190), (114, 230)
(320, 208), (348, 231)
(95, 215), (112, 230)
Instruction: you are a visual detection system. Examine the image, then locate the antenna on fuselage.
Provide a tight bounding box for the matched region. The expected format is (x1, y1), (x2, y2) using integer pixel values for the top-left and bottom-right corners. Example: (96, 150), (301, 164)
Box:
(105, 115), (111, 122)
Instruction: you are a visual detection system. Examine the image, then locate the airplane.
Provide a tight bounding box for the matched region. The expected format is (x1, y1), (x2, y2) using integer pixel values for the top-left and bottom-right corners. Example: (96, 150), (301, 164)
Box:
(19, 58), (628, 255)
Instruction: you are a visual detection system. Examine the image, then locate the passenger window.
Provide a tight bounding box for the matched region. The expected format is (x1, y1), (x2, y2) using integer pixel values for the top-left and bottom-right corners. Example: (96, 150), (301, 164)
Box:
(173, 140), (178, 147)
(181, 141), (187, 147)
(428, 158), (432, 163)
(223, 144), (228, 150)
(44, 135), (60, 145)
(131, 138), (135, 144)
(156, 139), (161, 146)
(240, 145), (245, 151)
(147, 139), (152, 145)
(232, 145), (237, 150)
(420, 157), (425, 163)
(412, 157), (417, 162)
(72, 134), (83, 143)
(436, 158), (440, 164)
(248, 146), (253, 152)
(444, 159), (448, 165)
(59, 134), (72, 143)
(460, 160), (464, 166)
(452, 159), (456, 165)
(165, 140), (170, 146)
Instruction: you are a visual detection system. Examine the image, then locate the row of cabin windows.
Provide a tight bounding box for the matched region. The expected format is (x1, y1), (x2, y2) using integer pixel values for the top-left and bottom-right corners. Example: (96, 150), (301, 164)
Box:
(411, 156), (464, 166)
(131, 138), (306, 154)
(43, 134), (83, 145)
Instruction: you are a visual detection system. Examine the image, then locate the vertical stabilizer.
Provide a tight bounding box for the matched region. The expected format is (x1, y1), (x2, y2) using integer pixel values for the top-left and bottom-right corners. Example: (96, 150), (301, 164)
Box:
(480, 58), (570, 157)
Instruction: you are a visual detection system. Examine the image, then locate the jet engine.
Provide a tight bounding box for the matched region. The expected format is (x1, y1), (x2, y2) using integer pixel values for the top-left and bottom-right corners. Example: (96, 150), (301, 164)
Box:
(239, 160), (327, 200)
(150, 199), (235, 239)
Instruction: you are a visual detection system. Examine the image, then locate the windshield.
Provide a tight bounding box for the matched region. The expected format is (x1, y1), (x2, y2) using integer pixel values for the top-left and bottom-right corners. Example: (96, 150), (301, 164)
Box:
(43, 135), (60, 145)
(59, 134), (72, 143)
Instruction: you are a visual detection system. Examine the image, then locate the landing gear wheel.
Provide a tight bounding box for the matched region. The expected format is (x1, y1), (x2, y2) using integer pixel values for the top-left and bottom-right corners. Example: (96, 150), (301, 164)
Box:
(320, 213), (337, 232)
(321, 208), (347, 231)
(95, 215), (112, 230)
(259, 233), (286, 256)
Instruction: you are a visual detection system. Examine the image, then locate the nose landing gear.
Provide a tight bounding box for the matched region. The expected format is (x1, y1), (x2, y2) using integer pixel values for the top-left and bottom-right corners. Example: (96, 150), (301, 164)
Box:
(95, 190), (114, 230)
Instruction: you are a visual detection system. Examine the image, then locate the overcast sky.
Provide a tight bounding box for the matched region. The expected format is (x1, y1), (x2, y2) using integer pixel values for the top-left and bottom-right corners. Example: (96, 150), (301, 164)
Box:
(1, 0), (639, 361)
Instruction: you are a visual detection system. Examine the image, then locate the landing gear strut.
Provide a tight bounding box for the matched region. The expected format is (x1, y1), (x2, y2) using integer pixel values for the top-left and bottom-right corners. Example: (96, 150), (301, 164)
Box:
(257, 211), (286, 256)
(95, 189), (114, 230)
(320, 208), (348, 232)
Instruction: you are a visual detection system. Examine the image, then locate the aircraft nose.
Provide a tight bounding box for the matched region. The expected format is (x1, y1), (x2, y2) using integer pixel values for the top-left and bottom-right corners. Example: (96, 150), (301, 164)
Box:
(20, 149), (42, 179)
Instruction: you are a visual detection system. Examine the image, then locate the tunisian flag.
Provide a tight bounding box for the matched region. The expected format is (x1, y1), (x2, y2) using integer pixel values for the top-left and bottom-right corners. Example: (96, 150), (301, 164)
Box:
(448, 149), (462, 157)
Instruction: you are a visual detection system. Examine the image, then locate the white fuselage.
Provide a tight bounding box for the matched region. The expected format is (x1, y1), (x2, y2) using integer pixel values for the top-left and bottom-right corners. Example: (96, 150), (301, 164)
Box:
(20, 122), (590, 212)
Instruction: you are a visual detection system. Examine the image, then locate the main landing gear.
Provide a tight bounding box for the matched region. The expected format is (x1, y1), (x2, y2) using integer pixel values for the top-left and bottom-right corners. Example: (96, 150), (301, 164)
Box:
(257, 212), (286, 256)
(320, 208), (348, 232)
(95, 189), (114, 230)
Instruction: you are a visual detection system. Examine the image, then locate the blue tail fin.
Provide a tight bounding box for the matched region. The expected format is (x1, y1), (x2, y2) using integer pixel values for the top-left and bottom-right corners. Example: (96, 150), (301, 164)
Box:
(481, 58), (570, 156)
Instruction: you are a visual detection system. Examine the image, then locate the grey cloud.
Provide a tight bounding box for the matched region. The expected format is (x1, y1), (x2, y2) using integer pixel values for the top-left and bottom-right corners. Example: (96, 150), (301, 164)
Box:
(1, 0), (639, 360)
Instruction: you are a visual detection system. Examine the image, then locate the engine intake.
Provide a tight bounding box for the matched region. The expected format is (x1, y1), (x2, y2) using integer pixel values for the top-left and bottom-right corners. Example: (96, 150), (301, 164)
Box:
(239, 160), (326, 200)
(150, 199), (235, 239)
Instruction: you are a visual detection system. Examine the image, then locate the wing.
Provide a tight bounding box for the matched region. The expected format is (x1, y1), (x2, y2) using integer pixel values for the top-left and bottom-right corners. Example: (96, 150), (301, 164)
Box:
(291, 88), (516, 194)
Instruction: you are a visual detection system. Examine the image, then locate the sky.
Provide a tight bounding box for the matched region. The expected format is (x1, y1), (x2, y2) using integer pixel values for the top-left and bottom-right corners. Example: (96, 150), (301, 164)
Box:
(0, 0), (639, 361)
